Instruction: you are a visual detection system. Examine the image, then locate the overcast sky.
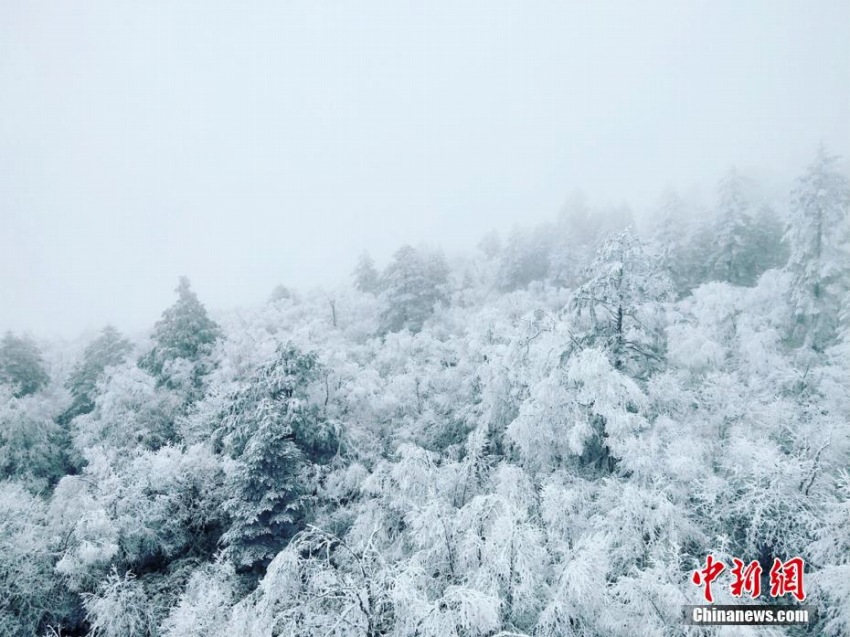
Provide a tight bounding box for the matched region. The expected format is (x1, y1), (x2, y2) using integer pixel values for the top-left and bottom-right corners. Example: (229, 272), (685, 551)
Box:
(1, 1), (848, 338)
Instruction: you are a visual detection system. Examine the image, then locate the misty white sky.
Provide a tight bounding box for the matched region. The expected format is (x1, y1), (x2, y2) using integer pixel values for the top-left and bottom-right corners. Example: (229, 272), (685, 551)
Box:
(1, 1), (848, 338)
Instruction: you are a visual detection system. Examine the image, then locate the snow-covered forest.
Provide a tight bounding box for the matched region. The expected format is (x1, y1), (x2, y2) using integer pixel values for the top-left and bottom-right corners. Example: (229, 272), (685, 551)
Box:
(1, 149), (848, 636)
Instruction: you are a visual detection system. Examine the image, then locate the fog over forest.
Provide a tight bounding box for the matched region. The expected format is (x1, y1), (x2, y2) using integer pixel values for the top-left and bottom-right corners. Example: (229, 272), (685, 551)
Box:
(1, 2), (849, 637)
(1, 1), (848, 336)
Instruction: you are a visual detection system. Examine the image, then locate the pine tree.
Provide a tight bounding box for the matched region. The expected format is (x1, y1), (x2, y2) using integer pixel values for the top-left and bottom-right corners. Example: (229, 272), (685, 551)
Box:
(707, 169), (757, 286)
(352, 252), (380, 294)
(679, 219), (715, 290)
(648, 190), (694, 294)
(218, 344), (325, 571)
(549, 194), (602, 287)
(65, 326), (132, 420)
(785, 148), (850, 350)
(497, 226), (553, 290)
(0, 332), (50, 398)
(378, 246), (448, 334)
(139, 277), (221, 384)
(750, 204), (789, 275)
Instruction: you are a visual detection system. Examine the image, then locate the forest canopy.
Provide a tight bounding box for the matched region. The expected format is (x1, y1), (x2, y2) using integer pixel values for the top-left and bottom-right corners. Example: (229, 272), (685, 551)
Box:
(1, 150), (849, 637)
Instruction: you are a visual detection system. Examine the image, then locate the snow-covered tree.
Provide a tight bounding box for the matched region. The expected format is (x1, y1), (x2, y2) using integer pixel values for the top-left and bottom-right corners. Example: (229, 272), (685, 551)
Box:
(160, 563), (236, 637)
(497, 226), (553, 291)
(268, 284), (293, 303)
(785, 148), (850, 350)
(750, 204), (788, 275)
(82, 570), (157, 637)
(378, 246), (449, 334)
(0, 481), (64, 637)
(72, 363), (179, 453)
(0, 388), (68, 490)
(139, 277), (221, 387)
(477, 230), (502, 260)
(217, 343), (329, 571)
(65, 326), (132, 420)
(0, 332), (50, 398)
(569, 229), (673, 376)
(235, 525), (395, 637)
(2, 162), (848, 637)
(705, 169), (757, 286)
(353, 251), (380, 294)
(508, 347), (650, 476)
(647, 190), (705, 295)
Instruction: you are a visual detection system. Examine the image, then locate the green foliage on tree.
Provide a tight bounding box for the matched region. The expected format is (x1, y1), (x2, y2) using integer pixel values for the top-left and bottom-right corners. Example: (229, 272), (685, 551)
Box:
(218, 343), (332, 572)
(139, 277), (221, 386)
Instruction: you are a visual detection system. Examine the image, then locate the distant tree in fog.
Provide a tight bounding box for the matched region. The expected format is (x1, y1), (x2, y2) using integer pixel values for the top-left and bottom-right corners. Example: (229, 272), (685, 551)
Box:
(352, 251), (380, 294)
(750, 204), (789, 274)
(477, 229), (502, 259)
(497, 225), (552, 291)
(378, 245), (448, 334)
(269, 284), (292, 303)
(706, 169), (758, 286)
(65, 326), (132, 420)
(0, 332), (50, 398)
(785, 148), (850, 350)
